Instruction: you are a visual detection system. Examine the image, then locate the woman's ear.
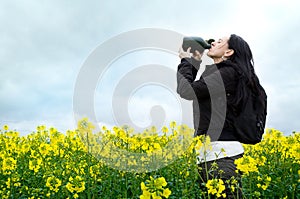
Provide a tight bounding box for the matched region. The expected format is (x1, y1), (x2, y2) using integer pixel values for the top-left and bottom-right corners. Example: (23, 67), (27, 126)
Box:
(224, 49), (234, 57)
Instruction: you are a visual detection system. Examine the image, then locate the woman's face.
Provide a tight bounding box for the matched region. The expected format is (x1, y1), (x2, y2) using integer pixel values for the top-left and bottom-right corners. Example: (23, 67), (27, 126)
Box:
(207, 36), (230, 59)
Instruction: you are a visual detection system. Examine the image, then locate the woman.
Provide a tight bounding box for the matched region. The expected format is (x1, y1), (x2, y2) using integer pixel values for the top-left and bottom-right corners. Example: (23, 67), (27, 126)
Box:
(177, 34), (261, 198)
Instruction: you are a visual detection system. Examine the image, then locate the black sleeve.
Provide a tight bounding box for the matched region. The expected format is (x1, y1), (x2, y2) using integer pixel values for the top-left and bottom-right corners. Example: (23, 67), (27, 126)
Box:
(177, 57), (204, 100)
(177, 59), (236, 100)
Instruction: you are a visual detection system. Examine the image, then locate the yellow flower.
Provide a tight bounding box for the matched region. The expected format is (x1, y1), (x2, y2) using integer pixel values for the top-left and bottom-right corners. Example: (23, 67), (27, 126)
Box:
(66, 176), (85, 193)
(170, 121), (176, 129)
(6, 177), (11, 188)
(3, 125), (9, 130)
(221, 148), (226, 156)
(162, 188), (171, 198)
(151, 192), (162, 199)
(89, 165), (100, 179)
(2, 157), (17, 172)
(39, 143), (51, 156)
(206, 179), (226, 198)
(257, 183), (261, 188)
(153, 177), (167, 189)
(140, 190), (151, 199)
(141, 182), (147, 191)
(162, 126), (169, 133)
(153, 143), (161, 150)
(142, 143), (149, 151)
(49, 127), (57, 134)
(230, 185), (235, 192)
(257, 176), (262, 181)
(234, 155), (258, 174)
(194, 136), (203, 150)
(150, 126), (157, 134)
(46, 176), (62, 193)
(262, 185), (268, 190)
(77, 118), (95, 133)
(29, 158), (42, 173)
(140, 176), (171, 199)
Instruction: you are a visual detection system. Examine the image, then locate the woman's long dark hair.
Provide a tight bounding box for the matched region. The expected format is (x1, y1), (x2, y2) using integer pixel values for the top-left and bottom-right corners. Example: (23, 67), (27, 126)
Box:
(227, 34), (260, 112)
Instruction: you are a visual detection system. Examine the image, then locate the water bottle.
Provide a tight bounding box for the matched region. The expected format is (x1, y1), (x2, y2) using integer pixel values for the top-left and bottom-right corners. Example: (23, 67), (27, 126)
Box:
(182, 37), (214, 53)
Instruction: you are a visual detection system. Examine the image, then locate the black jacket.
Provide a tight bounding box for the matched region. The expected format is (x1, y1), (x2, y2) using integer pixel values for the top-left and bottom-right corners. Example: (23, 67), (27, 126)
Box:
(177, 58), (240, 141)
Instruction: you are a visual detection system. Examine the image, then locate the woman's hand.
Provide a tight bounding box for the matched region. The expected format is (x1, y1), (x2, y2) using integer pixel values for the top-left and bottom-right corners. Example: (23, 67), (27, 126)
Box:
(178, 47), (192, 59)
(192, 50), (203, 61)
(178, 47), (203, 61)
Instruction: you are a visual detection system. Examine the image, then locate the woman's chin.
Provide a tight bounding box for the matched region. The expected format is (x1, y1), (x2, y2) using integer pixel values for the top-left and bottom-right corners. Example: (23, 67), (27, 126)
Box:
(206, 52), (213, 58)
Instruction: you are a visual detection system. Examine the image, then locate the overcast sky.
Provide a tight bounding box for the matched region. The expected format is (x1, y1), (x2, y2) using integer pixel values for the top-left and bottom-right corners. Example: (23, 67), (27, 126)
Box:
(1, 0), (300, 135)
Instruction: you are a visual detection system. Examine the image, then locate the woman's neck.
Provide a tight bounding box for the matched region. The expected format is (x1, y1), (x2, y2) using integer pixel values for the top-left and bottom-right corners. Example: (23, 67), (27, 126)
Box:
(213, 57), (224, 64)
